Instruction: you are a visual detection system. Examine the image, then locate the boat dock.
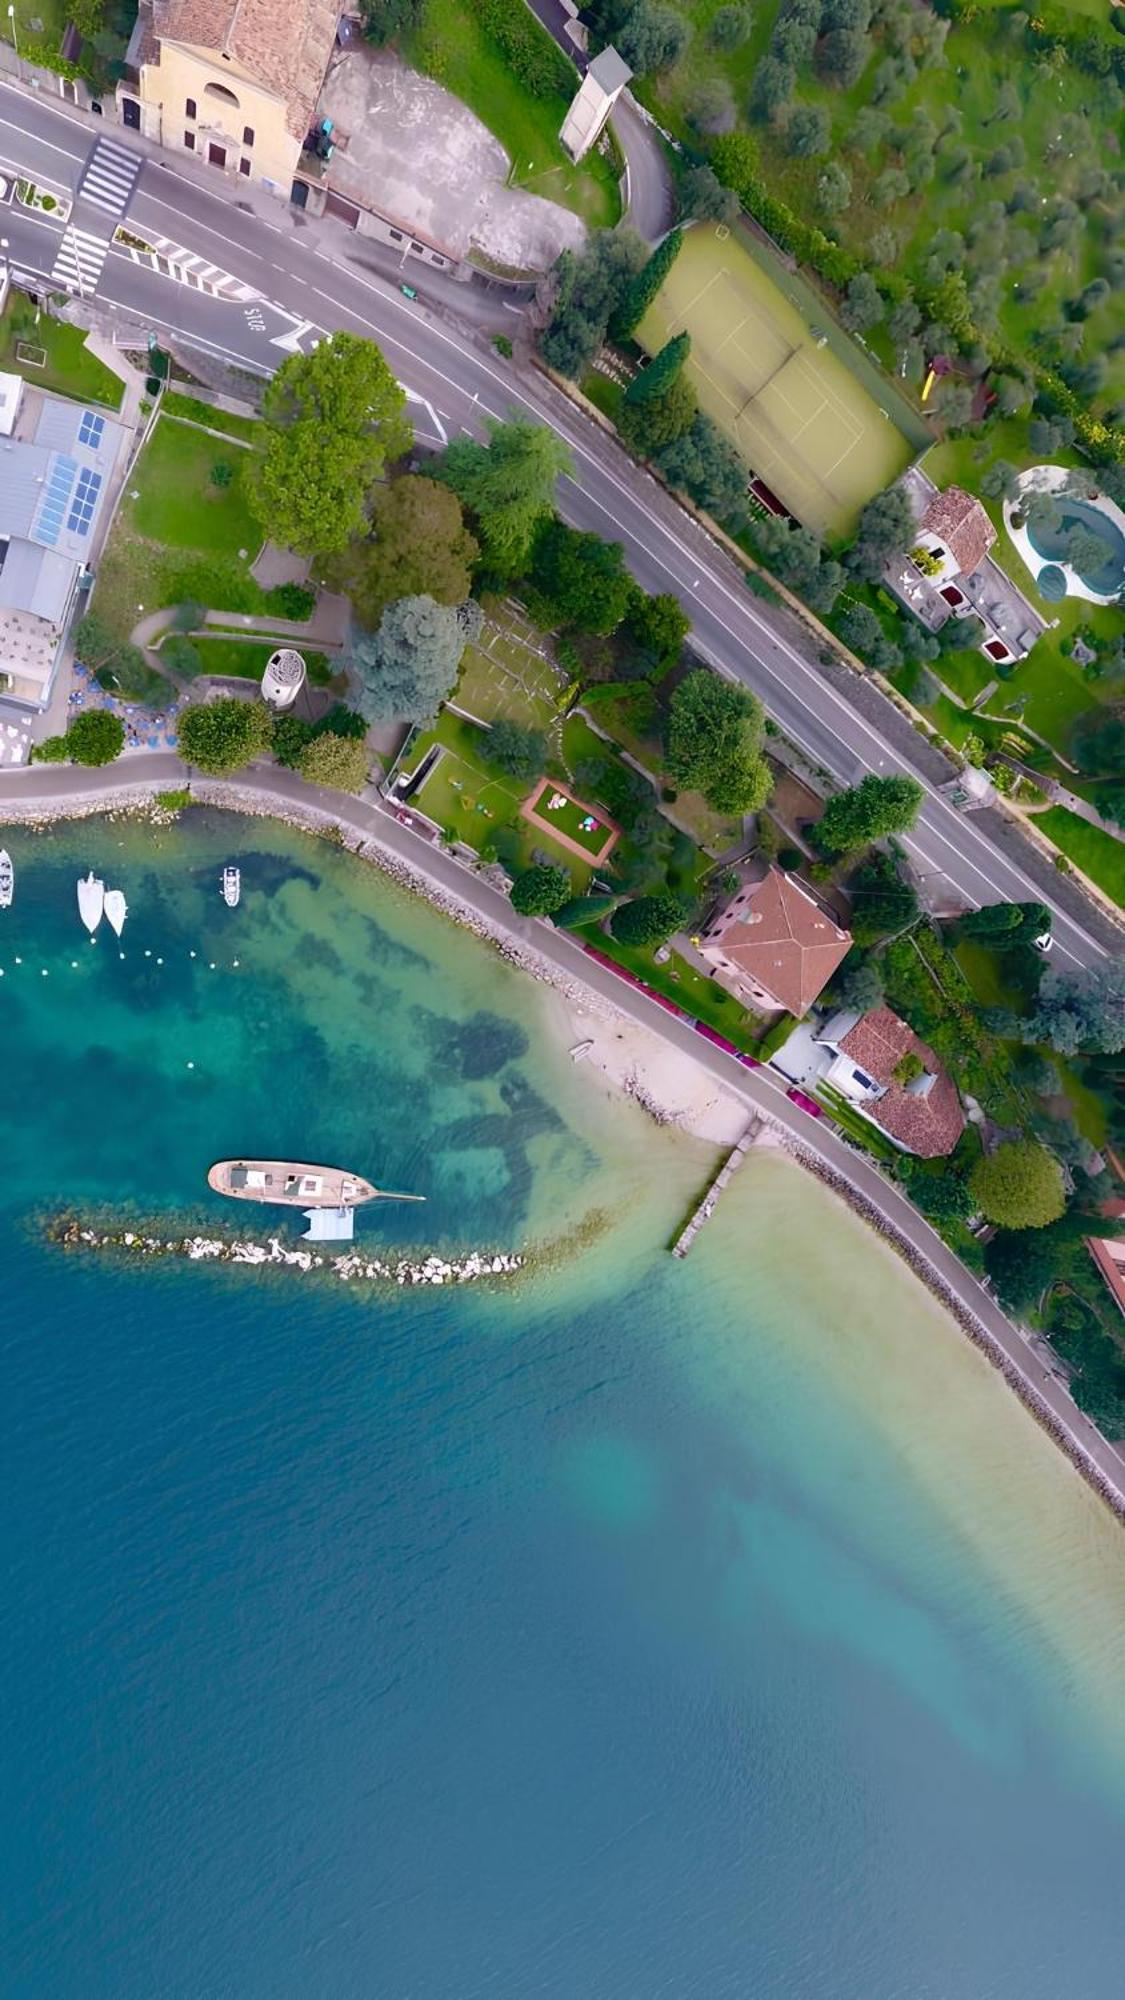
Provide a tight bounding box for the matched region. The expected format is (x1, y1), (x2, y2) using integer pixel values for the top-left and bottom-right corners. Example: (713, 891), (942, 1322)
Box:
(671, 1118), (763, 1258)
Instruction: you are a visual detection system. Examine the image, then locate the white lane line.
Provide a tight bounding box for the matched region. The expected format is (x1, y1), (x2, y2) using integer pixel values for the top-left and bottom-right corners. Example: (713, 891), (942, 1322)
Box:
(0, 104), (88, 166)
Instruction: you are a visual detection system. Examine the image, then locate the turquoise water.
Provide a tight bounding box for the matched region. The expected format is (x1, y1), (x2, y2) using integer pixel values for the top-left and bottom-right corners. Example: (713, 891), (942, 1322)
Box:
(1026, 496), (1125, 596)
(4, 811), (1125, 1998)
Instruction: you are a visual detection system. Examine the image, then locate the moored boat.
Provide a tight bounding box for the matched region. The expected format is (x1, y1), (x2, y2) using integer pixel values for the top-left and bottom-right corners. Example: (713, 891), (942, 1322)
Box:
(222, 865), (240, 908)
(77, 870), (105, 934)
(0, 850), (12, 909)
(104, 889), (128, 937)
(207, 1158), (425, 1210)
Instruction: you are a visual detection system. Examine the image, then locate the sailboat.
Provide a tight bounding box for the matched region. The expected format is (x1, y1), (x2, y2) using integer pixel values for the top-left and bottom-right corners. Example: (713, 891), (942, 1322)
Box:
(0, 850), (12, 909)
(77, 869), (105, 934)
(104, 889), (128, 937)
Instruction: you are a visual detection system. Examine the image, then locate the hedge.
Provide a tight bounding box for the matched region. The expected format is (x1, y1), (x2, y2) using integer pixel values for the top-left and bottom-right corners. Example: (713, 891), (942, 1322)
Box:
(476, 0), (574, 98)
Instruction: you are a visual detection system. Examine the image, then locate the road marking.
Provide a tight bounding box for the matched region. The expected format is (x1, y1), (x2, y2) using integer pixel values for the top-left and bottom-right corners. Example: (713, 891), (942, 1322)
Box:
(76, 135), (140, 219)
(0, 101), (88, 166)
(49, 224), (109, 293)
(403, 386), (447, 444)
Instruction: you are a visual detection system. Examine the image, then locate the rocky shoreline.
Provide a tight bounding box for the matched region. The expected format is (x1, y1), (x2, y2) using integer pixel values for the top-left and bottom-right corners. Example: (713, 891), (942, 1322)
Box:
(787, 1140), (1125, 1528)
(49, 1217), (525, 1288)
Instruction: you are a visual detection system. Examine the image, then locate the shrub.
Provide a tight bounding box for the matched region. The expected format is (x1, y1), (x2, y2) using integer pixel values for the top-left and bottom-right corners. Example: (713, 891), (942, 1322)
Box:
(511, 863), (572, 916)
(969, 1140), (1066, 1230)
(266, 581), (316, 620)
(66, 709), (125, 766)
(610, 891), (688, 945)
(179, 697), (273, 775)
(475, 0), (578, 95)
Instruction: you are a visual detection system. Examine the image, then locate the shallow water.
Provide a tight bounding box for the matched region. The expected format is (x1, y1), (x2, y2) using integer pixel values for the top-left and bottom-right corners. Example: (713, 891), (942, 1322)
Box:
(3, 811), (1125, 1998)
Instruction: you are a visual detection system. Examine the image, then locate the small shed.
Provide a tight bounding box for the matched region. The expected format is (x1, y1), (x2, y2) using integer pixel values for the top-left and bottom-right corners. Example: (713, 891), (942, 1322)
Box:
(559, 46), (631, 162)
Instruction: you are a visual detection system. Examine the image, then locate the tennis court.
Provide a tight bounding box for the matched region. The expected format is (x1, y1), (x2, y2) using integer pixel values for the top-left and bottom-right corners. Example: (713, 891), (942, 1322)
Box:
(638, 225), (920, 541)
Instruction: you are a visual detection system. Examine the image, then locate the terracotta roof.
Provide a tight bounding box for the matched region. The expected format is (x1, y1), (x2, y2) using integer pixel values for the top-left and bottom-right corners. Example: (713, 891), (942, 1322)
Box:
(837, 1005), (964, 1158)
(152, 0), (339, 139)
(705, 868), (851, 1016)
(919, 485), (996, 579)
(1088, 1237), (1125, 1319)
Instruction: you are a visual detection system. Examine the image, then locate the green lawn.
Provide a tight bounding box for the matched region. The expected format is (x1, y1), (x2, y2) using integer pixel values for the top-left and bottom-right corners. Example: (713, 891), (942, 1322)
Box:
(176, 636), (338, 686)
(161, 393), (261, 444)
(524, 779), (617, 857)
(0, 297), (123, 409)
(406, 0), (620, 236)
(398, 711), (595, 881)
(589, 930), (765, 1051)
(453, 608), (567, 727)
(135, 416), (261, 553)
(1035, 808), (1125, 909)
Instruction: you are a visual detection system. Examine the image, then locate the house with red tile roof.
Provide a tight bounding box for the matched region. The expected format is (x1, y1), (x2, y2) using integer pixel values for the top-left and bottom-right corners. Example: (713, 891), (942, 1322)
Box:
(1088, 1237), (1125, 1320)
(698, 866), (852, 1018)
(814, 1004), (965, 1158)
(915, 485), (996, 582)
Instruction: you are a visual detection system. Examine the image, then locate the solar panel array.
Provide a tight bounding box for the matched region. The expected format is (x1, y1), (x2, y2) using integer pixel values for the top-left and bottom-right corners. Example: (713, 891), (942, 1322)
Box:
(78, 410), (105, 449)
(67, 467), (103, 538)
(35, 454), (78, 548)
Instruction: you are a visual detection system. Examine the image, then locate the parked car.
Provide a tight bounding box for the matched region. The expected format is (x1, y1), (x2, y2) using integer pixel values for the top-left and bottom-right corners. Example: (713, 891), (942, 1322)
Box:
(395, 810), (413, 827)
(786, 1087), (822, 1118)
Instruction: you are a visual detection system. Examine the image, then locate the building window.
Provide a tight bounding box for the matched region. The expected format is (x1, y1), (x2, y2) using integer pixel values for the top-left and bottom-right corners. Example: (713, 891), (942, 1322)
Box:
(389, 228), (403, 241)
(204, 79), (239, 107)
(185, 97), (196, 118)
(184, 131), (195, 150)
(239, 157), (251, 176)
(243, 126), (254, 146)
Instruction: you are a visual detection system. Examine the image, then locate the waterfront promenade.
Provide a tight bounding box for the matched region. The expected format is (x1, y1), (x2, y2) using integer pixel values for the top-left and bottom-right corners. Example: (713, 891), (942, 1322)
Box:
(4, 749), (1124, 1515)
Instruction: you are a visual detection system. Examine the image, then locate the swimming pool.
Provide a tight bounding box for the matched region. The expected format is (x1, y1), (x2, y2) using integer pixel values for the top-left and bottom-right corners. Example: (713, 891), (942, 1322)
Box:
(1025, 496), (1125, 598)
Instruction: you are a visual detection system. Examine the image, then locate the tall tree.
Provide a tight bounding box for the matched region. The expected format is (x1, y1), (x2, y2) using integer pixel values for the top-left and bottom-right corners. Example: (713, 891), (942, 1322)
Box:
(244, 334), (411, 557)
(813, 773), (924, 854)
(624, 331), (692, 406)
(845, 483), (916, 580)
(1028, 962), (1125, 1056)
(349, 595), (471, 723)
(610, 891), (689, 946)
(608, 228), (684, 342)
(326, 475), (478, 631)
(846, 849), (919, 944)
(540, 228), (648, 378)
(359, 0), (423, 43)
(299, 732), (372, 792)
(970, 1140), (1066, 1230)
(618, 373), (697, 453)
(432, 420), (572, 577)
(510, 864), (572, 916)
(618, 0), (690, 75)
(179, 698), (273, 775)
(527, 520), (634, 635)
(665, 669), (771, 812)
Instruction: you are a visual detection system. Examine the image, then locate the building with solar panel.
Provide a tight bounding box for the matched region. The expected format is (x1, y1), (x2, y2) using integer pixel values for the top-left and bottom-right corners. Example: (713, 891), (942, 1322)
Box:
(0, 373), (128, 707)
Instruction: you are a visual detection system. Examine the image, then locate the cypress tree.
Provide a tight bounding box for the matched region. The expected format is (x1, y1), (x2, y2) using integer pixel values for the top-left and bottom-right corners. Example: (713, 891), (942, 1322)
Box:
(624, 332), (692, 407)
(608, 227), (684, 341)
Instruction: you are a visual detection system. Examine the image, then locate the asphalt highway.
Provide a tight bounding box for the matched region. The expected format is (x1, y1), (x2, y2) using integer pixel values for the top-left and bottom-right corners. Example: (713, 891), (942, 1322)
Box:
(0, 81), (1119, 971)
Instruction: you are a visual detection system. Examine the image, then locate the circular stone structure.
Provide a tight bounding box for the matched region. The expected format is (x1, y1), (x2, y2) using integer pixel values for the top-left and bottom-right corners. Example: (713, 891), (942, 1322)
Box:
(261, 648), (307, 711)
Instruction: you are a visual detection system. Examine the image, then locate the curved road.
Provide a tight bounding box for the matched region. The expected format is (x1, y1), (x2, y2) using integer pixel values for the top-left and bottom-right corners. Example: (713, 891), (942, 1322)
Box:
(4, 748), (1123, 1513)
(0, 82), (1119, 972)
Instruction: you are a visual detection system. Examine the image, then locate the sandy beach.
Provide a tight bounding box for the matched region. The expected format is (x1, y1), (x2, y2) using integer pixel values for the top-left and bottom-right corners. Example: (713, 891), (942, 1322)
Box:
(540, 985), (751, 1146)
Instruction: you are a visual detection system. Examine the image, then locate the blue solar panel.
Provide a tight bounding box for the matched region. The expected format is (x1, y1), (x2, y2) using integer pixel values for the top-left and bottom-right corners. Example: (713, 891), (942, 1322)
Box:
(67, 467), (102, 536)
(78, 410), (105, 449)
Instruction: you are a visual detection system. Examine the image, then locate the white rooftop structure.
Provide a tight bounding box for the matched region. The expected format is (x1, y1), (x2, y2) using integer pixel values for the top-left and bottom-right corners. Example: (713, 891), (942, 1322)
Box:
(261, 645), (306, 710)
(560, 46), (631, 163)
(0, 371), (22, 437)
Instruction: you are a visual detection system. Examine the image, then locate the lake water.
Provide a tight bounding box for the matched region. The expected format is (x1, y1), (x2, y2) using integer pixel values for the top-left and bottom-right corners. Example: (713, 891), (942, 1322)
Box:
(4, 810), (1125, 1999)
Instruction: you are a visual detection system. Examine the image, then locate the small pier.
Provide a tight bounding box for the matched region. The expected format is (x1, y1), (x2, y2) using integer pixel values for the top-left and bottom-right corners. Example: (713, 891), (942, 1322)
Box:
(671, 1118), (763, 1257)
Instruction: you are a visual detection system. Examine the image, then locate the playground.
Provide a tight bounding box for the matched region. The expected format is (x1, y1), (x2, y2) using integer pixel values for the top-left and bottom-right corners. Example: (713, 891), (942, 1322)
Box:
(520, 778), (620, 866)
(638, 224), (924, 541)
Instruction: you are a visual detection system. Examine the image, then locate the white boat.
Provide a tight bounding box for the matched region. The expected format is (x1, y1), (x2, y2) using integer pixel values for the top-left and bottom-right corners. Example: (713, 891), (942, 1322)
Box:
(0, 850), (12, 909)
(222, 865), (240, 909)
(77, 869), (105, 934)
(104, 889), (128, 937)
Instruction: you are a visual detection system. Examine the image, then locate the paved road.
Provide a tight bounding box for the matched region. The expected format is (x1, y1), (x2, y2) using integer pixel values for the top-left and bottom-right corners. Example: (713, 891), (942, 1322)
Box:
(4, 748), (1123, 1510)
(0, 82), (1120, 972)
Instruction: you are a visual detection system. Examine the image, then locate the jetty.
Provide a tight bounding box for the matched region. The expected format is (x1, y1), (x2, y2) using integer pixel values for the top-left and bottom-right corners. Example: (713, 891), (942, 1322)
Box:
(671, 1118), (763, 1258)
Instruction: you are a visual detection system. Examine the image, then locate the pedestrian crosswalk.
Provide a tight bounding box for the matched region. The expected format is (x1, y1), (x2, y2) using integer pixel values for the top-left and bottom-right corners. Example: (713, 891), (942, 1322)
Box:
(76, 136), (141, 220)
(49, 225), (110, 295)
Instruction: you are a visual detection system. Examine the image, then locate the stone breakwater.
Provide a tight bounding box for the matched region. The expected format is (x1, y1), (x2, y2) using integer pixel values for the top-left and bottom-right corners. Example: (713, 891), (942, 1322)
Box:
(786, 1139), (1125, 1529)
(50, 1219), (524, 1289)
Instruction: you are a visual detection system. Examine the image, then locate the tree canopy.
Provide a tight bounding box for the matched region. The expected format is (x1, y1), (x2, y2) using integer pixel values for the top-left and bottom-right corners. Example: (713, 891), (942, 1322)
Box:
(179, 697), (273, 775)
(664, 669), (771, 813)
(299, 731), (372, 792)
(433, 420), (572, 577)
(244, 335), (410, 558)
(845, 483), (916, 581)
(348, 595), (473, 723)
(814, 774), (924, 854)
(326, 476), (478, 630)
(541, 228), (649, 378)
(510, 863), (571, 916)
(484, 720), (547, 783)
(527, 520), (634, 635)
(610, 891), (689, 946)
(846, 849), (919, 945)
(1027, 961), (1125, 1056)
(609, 228), (683, 342)
(65, 709), (125, 766)
(619, 591), (689, 677)
(624, 331), (691, 407)
(969, 1139), (1066, 1230)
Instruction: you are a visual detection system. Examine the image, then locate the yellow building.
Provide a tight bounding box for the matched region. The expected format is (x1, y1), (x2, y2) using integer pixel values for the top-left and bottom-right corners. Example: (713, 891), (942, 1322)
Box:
(121, 0), (340, 197)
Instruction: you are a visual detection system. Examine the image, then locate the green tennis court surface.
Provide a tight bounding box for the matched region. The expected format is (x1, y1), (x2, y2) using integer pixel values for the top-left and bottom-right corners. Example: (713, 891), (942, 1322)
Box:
(639, 225), (921, 541)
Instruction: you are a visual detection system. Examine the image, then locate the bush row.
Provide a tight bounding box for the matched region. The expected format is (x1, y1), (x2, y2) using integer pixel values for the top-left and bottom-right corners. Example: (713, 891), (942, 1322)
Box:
(476, 0), (575, 99)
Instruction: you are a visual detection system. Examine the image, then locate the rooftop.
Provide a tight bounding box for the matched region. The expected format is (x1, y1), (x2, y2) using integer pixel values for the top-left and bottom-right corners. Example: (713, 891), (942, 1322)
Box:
(919, 485), (996, 579)
(150, 0), (341, 139)
(836, 1005), (964, 1157)
(587, 46), (632, 94)
(704, 867), (852, 1017)
(1088, 1237), (1125, 1319)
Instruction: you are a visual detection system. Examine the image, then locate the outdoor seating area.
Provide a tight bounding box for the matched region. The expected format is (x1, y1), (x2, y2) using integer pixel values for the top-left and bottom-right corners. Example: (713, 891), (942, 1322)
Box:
(69, 661), (182, 749)
(0, 711), (32, 764)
